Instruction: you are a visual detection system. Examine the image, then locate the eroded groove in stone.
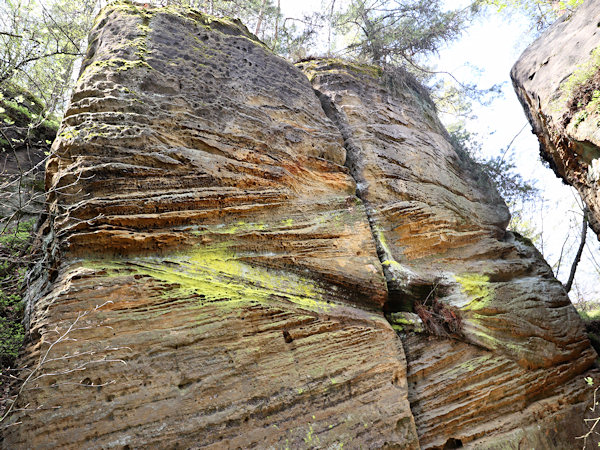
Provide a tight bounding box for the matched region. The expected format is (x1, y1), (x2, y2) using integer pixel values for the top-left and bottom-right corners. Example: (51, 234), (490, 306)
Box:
(300, 58), (597, 447)
(3, 4), (421, 448)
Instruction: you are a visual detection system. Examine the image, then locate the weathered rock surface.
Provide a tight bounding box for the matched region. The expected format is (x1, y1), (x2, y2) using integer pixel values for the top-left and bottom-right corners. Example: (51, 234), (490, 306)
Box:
(512, 0), (600, 237)
(2, 4), (418, 448)
(2, 3), (598, 449)
(302, 58), (597, 447)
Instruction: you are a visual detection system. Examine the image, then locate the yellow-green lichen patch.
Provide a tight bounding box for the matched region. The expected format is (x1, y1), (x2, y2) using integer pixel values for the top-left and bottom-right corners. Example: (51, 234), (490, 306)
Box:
(83, 245), (333, 314)
(58, 126), (81, 141)
(84, 56), (152, 77)
(281, 218), (293, 227)
(298, 58), (382, 83)
(93, 0), (154, 27)
(313, 208), (355, 229)
(373, 226), (394, 262)
(455, 273), (494, 309)
(83, 3), (155, 81)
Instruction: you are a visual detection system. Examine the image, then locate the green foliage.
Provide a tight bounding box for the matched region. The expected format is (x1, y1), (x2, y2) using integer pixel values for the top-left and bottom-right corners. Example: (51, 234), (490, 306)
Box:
(479, 155), (538, 203)
(0, 219), (34, 368)
(555, 48), (600, 129)
(331, 0), (479, 66)
(0, 0), (99, 113)
(0, 83), (58, 154)
(508, 210), (542, 244)
(481, 0), (584, 30)
(448, 123), (538, 205)
(0, 220), (33, 250)
(561, 47), (600, 100)
(0, 303), (24, 364)
(447, 123), (543, 245)
(579, 308), (600, 321)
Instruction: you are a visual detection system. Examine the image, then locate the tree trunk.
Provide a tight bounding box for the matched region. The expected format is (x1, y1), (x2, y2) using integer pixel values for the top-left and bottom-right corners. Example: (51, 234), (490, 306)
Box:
(255, 0), (268, 37)
(272, 0), (280, 50)
(565, 207), (589, 293)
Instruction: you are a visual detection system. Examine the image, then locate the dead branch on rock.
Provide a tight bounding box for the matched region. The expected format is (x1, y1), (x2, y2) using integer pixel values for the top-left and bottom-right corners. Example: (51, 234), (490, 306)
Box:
(565, 207), (589, 293)
(577, 378), (600, 449)
(0, 300), (128, 426)
(414, 285), (462, 338)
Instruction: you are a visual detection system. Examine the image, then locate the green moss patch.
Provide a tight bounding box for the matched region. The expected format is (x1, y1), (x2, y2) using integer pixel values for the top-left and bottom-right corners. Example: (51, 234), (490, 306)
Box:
(561, 47), (600, 101)
(455, 273), (494, 309)
(84, 245), (333, 314)
(558, 47), (600, 127)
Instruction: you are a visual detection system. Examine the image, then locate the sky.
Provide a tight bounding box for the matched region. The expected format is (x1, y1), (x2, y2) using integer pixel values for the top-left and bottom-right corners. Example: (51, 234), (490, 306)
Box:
(278, 0), (600, 303)
(432, 7), (600, 303)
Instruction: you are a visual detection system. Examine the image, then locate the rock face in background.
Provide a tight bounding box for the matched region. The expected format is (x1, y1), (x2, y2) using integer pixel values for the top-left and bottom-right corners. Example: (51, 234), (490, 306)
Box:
(512, 0), (600, 238)
(0, 84), (57, 225)
(1, 3), (597, 449)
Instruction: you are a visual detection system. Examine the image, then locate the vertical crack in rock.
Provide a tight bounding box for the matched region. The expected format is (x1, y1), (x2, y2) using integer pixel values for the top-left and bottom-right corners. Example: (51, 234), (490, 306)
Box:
(299, 57), (599, 448)
(4, 4), (599, 448)
(314, 85), (429, 448)
(3, 5), (421, 449)
(313, 86), (436, 315)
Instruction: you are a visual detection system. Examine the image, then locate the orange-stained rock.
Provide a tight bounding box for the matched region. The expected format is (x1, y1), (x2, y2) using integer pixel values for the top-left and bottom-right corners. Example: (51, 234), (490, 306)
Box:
(3, 4), (418, 448)
(512, 0), (600, 238)
(300, 58), (597, 447)
(2, 3), (598, 449)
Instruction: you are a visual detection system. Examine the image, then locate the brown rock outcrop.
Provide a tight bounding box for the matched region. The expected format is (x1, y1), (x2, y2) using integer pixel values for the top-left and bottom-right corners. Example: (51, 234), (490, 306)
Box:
(512, 0), (600, 237)
(2, 3), (598, 449)
(2, 4), (418, 448)
(302, 58), (597, 448)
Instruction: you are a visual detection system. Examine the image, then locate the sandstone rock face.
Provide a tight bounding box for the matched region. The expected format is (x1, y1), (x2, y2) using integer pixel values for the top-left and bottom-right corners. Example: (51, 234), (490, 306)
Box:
(302, 58), (598, 448)
(512, 0), (600, 237)
(2, 4), (597, 449)
(3, 5), (418, 448)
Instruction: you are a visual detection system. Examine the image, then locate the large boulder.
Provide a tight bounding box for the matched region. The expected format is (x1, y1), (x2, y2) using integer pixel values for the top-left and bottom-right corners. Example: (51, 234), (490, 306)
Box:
(2, 3), (597, 449)
(2, 4), (418, 448)
(512, 0), (600, 237)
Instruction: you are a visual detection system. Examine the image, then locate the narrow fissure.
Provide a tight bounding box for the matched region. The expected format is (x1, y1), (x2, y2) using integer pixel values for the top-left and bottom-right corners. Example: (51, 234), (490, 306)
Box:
(314, 88), (436, 315)
(313, 86), (428, 448)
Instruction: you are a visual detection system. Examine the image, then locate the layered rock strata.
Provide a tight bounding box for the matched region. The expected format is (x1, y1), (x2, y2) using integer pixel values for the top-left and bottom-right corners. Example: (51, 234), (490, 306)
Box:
(2, 4), (419, 448)
(2, 3), (597, 449)
(301, 58), (597, 448)
(512, 0), (600, 237)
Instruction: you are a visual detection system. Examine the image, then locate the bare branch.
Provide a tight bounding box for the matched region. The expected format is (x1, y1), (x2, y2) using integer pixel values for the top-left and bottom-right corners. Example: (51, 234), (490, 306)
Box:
(565, 207), (588, 293)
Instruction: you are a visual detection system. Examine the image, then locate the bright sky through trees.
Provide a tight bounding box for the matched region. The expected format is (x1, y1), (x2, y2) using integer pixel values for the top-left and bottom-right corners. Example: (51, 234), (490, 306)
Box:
(432, 6), (600, 303)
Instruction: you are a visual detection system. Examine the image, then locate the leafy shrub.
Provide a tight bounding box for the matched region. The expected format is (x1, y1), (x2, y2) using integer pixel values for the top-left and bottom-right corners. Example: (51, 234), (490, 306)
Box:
(0, 219), (34, 367)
